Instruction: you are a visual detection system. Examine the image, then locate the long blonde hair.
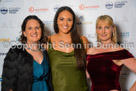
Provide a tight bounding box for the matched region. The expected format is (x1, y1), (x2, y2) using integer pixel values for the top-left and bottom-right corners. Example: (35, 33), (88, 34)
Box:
(96, 15), (117, 43)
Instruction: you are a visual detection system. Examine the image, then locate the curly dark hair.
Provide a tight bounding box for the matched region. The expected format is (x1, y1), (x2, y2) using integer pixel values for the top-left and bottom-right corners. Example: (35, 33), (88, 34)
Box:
(19, 15), (47, 44)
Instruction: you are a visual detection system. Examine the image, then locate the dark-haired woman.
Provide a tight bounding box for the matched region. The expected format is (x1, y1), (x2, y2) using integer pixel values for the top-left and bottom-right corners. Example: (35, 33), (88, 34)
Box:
(1, 15), (53, 91)
(47, 6), (89, 91)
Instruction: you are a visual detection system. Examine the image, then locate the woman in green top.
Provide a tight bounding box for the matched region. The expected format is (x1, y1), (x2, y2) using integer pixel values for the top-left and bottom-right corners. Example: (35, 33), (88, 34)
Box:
(47, 6), (89, 91)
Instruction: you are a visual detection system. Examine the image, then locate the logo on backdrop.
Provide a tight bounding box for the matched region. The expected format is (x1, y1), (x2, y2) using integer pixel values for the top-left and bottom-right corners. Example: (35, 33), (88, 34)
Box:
(0, 7), (8, 14)
(0, 7), (21, 14)
(79, 4), (100, 10)
(43, 20), (53, 27)
(77, 16), (93, 25)
(0, 38), (10, 49)
(29, 7), (49, 13)
(114, 16), (129, 24)
(79, 4), (85, 10)
(29, 7), (34, 13)
(120, 32), (129, 38)
(54, 5), (60, 12)
(0, 38), (10, 42)
(9, 7), (20, 14)
(105, 0), (128, 9)
(0, 52), (7, 56)
(105, 1), (113, 9)
(77, 16), (83, 25)
(114, 0), (128, 8)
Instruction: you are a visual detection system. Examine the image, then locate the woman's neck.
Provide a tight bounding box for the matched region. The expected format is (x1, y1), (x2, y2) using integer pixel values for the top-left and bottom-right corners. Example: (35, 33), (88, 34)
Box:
(26, 42), (40, 50)
(57, 33), (72, 42)
(98, 40), (115, 49)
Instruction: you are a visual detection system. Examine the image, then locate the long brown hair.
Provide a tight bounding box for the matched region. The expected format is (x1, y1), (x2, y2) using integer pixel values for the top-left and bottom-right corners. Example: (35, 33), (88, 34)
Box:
(54, 6), (86, 70)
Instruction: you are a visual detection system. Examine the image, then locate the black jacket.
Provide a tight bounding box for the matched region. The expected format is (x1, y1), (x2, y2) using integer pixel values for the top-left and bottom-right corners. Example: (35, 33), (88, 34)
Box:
(1, 45), (53, 91)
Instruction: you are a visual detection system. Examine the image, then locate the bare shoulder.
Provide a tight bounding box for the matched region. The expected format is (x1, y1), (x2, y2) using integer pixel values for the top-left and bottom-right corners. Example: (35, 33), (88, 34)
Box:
(47, 34), (57, 41)
(46, 34), (57, 51)
(81, 35), (88, 41)
(87, 47), (96, 55)
(81, 35), (88, 44)
(47, 34), (56, 38)
(114, 46), (125, 51)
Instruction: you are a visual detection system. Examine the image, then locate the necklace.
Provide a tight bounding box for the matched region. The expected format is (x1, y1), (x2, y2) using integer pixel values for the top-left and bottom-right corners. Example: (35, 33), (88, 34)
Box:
(24, 43), (41, 52)
(26, 47), (41, 52)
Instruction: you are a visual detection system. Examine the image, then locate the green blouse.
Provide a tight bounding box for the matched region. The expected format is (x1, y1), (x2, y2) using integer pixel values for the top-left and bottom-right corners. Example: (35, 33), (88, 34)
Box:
(48, 40), (88, 91)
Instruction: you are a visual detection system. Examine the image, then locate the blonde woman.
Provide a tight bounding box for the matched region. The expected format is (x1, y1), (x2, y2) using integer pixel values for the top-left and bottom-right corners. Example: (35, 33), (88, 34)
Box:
(86, 15), (136, 91)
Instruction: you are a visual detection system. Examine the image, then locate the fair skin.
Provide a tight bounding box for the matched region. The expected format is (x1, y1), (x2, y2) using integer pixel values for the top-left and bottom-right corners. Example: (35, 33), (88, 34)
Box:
(57, 10), (73, 35)
(96, 21), (115, 44)
(23, 19), (43, 64)
(48, 10), (88, 52)
(129, 81), (136, 91)
(87, 21), (136, 91)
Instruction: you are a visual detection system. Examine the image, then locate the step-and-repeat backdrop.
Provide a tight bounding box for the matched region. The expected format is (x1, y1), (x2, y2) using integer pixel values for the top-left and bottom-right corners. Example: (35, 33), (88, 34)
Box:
(0, 0), (136, 90)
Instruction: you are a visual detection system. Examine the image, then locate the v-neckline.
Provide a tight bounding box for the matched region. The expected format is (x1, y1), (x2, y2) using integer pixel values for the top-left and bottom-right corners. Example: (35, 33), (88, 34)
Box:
(34, 53), (44, 65)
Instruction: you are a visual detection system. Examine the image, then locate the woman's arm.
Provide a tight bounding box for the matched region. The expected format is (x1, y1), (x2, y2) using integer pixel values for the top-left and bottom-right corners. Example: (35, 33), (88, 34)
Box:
(86, 61), (91, 90)
(121, 58), (136, 73)
(81, 35), (89, 52)
(120, 52), (136, 91)
(1, 47), (18, 91)
(129, 81), (136, 91)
